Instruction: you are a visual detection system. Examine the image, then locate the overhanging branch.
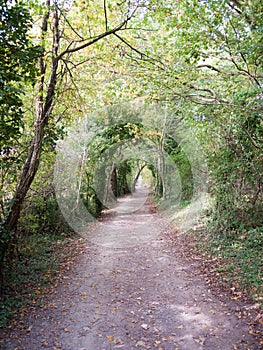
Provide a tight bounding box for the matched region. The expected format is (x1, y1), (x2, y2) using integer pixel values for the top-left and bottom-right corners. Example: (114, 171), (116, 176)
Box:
(58, 7), (138, 59)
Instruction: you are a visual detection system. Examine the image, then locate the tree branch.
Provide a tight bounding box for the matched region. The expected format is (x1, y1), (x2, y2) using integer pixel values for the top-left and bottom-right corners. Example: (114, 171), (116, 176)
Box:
(197, 64), (224, 74)
(60, 10), (84, 40)
(244, 129), (263, 151)
(58, 7), (138, 59)
(104, 0), (108, 31)
(114, 33), (145, 58)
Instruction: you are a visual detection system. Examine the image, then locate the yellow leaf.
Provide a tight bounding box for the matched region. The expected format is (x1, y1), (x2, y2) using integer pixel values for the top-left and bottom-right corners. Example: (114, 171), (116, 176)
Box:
(107, 335), (114, 341)
(248, 329), (254, 334)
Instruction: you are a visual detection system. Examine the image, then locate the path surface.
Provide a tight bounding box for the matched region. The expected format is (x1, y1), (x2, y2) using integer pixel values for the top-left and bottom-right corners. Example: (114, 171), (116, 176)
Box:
(1, 189), (260, 349)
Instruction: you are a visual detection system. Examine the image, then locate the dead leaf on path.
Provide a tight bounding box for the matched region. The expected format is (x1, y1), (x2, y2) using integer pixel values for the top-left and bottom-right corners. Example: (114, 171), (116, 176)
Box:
(107, 335), (114, 341)
(42, 340), (49, 347)
(154, 340), (161, 346)
(136, 340), (145, 347)
(194, 336), (205, 345)
(26, 325), (32, 332)
(81, 292), (87, 300)
(141, 323), (149, 330)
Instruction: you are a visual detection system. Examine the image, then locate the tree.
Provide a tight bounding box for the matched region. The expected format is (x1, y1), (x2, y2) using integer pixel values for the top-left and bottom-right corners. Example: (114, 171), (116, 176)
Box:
(0, 0), (41, 290)
(0, 0), (148, 289)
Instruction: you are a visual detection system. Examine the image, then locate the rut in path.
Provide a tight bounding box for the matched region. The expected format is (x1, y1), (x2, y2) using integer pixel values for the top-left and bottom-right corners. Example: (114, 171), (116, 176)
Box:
(1, 188), (259, 349)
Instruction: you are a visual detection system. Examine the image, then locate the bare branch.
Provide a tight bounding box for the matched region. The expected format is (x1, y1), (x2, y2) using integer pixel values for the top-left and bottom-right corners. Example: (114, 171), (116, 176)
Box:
(197, 64), (224, 74)
(60, 10), (84, 40)
(244, 129), (263, 151)
(114, 33), (145, 58)
(104, 0), (108, 31)
(227, 1), (243, 15)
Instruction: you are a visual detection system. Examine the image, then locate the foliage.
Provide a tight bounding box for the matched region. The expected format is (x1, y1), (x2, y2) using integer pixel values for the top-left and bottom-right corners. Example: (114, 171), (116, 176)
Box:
(120, 0), (263, 233)
(195, 225), (263, 305)
(0, 0), (41, 150)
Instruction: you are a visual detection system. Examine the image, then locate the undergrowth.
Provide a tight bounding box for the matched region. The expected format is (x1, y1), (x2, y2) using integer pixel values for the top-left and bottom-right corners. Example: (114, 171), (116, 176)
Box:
(0, 232), (73, 328)
(195, 225), (263, 306)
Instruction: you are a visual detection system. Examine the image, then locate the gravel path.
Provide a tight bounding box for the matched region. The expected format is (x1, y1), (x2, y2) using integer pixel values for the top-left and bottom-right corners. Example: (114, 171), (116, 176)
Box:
(1, 189), (260, 349)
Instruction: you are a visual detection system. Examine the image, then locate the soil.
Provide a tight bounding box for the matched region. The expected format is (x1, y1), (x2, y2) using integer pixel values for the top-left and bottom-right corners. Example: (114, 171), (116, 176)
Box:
(0, 188), (262, 350)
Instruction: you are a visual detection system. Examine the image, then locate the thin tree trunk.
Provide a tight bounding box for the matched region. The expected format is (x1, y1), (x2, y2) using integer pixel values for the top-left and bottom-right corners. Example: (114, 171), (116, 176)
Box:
(131, 163), (146, 192)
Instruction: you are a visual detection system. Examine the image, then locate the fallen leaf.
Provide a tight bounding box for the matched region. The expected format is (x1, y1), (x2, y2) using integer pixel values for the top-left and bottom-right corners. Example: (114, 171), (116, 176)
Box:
(141, 323), (149, 330)
(136, 340), (145, 347)
(26, 325), (33, 332)
(154, 340), (161, 345)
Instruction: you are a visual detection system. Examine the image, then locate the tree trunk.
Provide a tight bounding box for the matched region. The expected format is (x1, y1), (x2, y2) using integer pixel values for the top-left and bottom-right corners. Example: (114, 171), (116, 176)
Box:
(131, 163), (146, 192)
(0, 0), (54, 292)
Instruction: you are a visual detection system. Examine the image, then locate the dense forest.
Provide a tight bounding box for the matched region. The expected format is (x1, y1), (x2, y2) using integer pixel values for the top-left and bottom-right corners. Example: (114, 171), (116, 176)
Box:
(0, 0), (262, 326)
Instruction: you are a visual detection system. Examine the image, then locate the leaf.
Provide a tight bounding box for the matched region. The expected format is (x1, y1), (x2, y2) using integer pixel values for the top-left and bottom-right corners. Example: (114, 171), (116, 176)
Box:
(141, 323), (149, 330)
(26, 325), (33, 332)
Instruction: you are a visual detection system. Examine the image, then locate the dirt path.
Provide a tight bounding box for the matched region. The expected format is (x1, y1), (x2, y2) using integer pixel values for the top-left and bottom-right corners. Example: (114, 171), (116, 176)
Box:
(1, 189), (261, 349)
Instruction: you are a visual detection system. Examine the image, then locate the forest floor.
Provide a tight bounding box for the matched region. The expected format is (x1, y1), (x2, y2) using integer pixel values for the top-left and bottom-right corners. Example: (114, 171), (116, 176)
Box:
(0, 188), (262, 349)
